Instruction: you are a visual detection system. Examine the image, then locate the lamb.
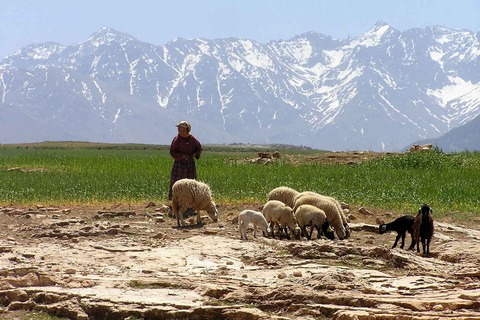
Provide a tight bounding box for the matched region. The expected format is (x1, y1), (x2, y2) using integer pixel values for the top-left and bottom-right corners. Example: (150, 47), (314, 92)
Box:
(171, 179), (219, 227)
(267, 186), (299, 209)
(262, 200), (298, 240)
(238, 209), (271, 240)
(414, 204), (434, 254)
(294, 191), (351, 239)
(379, 215), (416, 250)
(293, 195), (347, 240)
(294, 204), (335, 240)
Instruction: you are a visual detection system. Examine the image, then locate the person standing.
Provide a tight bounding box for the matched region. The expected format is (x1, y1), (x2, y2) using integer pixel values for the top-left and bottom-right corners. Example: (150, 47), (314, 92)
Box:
(168, 121), (202, 200)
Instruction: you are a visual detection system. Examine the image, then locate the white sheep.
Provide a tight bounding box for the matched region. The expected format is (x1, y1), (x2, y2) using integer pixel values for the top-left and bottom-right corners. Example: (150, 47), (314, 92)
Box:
(171, 179), (219, 226)
(267, 186), (300, 208)
(294, 191), (351, 239)
(294, 204), (334, 240)
(262, 200), (298, 240)
(293, 195), (347, 240)
(238, 209), (271, 240)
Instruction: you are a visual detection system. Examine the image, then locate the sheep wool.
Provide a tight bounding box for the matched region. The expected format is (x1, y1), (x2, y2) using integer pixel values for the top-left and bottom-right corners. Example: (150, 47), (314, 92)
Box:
(294, 204), (331, 240)
(294, 191), (350, 238)
(238, 209), (271, 240)
(293, 195), (346, 240)
(262, 200), (298, 240)
(268, 186), (300, 209)
(171, 179), (219, 226)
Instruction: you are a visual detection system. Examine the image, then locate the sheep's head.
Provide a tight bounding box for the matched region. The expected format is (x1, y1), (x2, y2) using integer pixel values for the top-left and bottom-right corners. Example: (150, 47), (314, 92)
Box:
(207, 203), (219, 222)
(379, 224), (387, 234)
(263, 226), (272, 237)
(344, 223), (352, 239)
(292, 226), (301, 240)
(325, 226), (335, 240)
(419, 204), (432, 215)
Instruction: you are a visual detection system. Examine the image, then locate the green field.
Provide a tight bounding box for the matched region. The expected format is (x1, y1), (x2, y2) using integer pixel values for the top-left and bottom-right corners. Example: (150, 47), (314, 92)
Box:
(1, 142), (479, 220)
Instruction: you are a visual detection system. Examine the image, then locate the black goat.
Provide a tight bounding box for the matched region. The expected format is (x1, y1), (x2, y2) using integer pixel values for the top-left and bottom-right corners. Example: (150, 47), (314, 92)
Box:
(379, 215), (416, 250)
(414, 204), (434, 255)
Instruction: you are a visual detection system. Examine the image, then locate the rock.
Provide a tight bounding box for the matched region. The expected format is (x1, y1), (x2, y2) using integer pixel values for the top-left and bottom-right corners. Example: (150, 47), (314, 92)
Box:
(7, 300), (36, 311)
(358, 207), (372, 215)
(146, 202), (156, 208)
(278, 272), (287, 279)
(432, 304), (444, 311)
(65, 269), (77, 275)
(375, 217), (385, 225)
(293, 271), (303, 277)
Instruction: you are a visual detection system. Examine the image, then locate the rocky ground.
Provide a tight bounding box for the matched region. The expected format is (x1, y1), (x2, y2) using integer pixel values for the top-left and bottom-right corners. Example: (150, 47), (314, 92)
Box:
(0, 202), (479, 320)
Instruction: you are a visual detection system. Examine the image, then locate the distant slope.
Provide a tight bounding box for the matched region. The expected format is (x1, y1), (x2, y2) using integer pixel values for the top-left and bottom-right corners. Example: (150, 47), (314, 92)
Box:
(411, 114), (480, 152)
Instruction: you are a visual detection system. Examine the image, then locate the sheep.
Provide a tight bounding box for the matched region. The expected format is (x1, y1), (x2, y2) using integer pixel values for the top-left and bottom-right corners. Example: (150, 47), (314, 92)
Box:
(262, 200), (298, 240)
(267, 186), (300, 209)
(379, 215), (416, 250)
(238, 209), (271, 240)
(294, 204), (335, 240)
(414, 204), (434, 254)
(171, 179), (219, 227)
(293, 195), (347, 240)
(294, 191), (351, 239)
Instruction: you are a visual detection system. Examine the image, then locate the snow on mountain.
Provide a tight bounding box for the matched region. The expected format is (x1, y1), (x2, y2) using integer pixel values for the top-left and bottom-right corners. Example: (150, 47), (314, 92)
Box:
(0, 22), (479, 151)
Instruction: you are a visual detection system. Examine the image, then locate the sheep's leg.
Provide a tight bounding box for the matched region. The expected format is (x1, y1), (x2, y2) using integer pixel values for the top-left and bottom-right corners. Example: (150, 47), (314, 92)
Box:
(178, 206), (188, 226)
(426, 238), (430, 255)
(307, 226), (314, 240)
(400, 232), (406, 249)
(172, 202), (180, 226)
(392, 233), (401, 248)
(316, 226), (322, 239)
(253, 224), (257, 238)
(269, 222), (275, 238)
(196, 209), (202, 225)
(299, 226), (306, 238)
(284, 227), (291, 240)
(239, 222), (246, 240)
(407, 229), (416, 250)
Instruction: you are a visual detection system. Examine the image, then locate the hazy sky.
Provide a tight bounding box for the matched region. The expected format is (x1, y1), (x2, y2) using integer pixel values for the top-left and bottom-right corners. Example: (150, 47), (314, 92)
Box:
(1, 0), (479, 60)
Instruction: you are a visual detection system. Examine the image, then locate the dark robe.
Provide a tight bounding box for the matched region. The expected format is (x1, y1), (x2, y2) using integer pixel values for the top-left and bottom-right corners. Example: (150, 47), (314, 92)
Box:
(168, 134), (202, 200)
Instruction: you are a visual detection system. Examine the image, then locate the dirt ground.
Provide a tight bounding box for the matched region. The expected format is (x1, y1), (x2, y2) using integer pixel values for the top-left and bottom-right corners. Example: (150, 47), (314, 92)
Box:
(0, 200), (479, 320)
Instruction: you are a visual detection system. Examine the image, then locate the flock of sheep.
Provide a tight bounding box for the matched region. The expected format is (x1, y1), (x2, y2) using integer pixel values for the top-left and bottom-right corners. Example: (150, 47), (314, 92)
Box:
(170, 179), (434, 254)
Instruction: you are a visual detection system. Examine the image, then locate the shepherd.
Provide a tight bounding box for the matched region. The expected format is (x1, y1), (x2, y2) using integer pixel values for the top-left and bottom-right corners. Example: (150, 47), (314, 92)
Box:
(168, 121), (202, 201)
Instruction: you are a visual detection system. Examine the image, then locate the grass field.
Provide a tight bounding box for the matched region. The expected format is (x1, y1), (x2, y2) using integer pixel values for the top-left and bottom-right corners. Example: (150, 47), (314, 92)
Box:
(0, 142), (479, 219)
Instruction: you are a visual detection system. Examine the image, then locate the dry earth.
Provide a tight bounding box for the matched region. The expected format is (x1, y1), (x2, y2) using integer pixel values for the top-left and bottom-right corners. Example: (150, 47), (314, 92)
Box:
(0, 201), (479, 320)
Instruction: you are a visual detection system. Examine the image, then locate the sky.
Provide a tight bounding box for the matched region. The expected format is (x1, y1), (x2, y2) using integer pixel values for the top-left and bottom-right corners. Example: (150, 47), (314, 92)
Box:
(1, 0), (480, 60)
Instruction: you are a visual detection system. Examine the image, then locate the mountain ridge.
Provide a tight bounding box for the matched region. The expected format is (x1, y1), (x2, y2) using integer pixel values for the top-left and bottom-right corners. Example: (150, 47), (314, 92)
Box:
(1, 22), (479, 151)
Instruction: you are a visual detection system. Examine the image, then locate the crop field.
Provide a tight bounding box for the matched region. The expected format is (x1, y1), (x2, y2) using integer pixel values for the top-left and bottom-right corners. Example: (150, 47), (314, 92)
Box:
(0, 142), (480, 220)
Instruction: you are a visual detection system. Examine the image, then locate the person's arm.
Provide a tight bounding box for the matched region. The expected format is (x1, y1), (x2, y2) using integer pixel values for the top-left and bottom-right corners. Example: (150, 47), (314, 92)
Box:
(192, 136), (202, 159)
(170, 136), (185, 161)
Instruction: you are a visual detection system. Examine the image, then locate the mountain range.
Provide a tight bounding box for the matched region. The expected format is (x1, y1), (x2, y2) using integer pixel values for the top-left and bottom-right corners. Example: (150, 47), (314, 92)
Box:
(1, 21), (479, 151)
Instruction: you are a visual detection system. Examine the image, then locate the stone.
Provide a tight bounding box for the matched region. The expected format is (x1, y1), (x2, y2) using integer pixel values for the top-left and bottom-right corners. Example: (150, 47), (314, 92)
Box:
(358, 207), (372, 215)
(65, 269), (77, 275)
(293, 271), (303, 277)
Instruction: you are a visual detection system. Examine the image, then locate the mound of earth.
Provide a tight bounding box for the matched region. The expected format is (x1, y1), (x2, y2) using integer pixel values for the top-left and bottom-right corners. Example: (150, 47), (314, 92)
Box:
(0, 203), (479, 319)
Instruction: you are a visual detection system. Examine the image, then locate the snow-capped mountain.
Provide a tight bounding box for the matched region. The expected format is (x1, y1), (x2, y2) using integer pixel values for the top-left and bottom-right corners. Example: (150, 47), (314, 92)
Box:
(1, 21), (479, 151)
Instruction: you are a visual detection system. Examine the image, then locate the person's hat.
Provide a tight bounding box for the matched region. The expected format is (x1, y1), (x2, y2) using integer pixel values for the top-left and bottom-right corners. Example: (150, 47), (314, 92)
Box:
(176, 121), (191, 132)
